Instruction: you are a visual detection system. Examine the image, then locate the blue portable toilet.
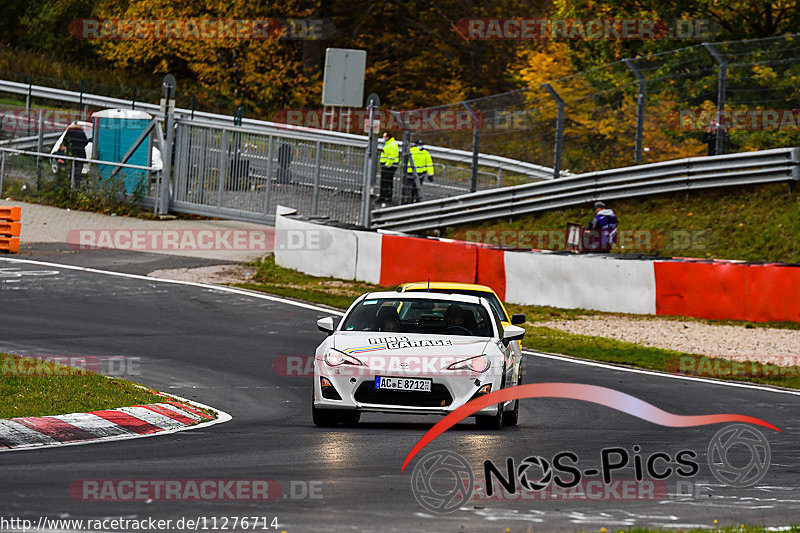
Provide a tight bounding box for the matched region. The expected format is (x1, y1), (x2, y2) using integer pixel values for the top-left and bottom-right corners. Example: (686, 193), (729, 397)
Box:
(92, 109), (153, 194)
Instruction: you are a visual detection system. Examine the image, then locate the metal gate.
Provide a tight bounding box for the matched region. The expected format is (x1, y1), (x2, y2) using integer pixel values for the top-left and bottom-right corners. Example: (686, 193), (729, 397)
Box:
(171, 119), (369, 225)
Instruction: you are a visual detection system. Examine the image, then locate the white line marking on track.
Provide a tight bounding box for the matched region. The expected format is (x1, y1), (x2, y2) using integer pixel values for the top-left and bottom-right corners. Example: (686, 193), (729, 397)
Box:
(525, 350), (800, 397)
(2, 257), (797, 401)
(0, 257), (345, 315)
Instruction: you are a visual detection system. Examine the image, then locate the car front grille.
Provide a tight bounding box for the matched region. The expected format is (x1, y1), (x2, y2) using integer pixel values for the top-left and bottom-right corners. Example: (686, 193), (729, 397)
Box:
(354, 381), (453, 408)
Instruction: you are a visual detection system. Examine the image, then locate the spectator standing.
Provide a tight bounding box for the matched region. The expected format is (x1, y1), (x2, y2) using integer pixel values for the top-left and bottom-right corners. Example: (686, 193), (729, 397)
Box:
(588, 201), (618, 252)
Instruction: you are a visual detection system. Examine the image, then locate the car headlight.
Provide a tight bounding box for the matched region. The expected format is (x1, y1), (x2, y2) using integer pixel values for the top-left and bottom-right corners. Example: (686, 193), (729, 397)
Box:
(447, 355), (490, 373)
(324, 348), (364, 367)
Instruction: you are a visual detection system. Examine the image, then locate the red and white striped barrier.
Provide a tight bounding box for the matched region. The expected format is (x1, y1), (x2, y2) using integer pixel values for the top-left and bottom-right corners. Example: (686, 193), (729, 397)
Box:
(0, 401), (213, 451)
(274, 211), (800, 323)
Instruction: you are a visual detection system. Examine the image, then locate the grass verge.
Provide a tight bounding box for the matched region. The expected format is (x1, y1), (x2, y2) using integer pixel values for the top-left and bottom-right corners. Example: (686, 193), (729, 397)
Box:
(444, 183), (800, 264)
(238, 256), (800, 391)
(0, 353), (165, 419)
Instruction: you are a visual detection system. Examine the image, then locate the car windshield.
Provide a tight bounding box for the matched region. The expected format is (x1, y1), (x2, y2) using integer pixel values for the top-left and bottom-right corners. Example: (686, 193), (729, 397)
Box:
(404, 288), (508, 321)
(341, 298), (495, 337)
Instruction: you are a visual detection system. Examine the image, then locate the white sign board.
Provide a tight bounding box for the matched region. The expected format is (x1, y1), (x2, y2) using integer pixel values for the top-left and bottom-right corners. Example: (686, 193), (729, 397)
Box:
(322, 48), (366, 108)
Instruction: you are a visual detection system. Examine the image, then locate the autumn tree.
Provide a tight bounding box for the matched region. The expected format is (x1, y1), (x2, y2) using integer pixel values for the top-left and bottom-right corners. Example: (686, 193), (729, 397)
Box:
(90, 0), (323, 116)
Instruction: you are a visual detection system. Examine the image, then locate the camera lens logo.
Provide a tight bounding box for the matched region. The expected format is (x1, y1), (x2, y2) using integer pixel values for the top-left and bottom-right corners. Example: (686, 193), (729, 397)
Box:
(707, 424), (771, 487)
(517, 455), (553, 491)
(410, 450), (473, 514)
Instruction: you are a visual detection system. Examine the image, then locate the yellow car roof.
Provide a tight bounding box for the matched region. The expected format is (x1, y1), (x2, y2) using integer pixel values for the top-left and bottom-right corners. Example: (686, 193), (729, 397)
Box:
(399, 282), (496, 293)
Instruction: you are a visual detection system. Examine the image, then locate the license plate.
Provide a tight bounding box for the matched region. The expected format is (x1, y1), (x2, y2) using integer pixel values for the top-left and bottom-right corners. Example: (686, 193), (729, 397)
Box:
(375, 376), (432, 392)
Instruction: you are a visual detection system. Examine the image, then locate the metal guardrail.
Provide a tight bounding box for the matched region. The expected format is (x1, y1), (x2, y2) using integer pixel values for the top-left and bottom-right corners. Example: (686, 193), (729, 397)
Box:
(0, 79), (556, 180)
(0, 132), (60, 151)
(371, 147), (800, 232)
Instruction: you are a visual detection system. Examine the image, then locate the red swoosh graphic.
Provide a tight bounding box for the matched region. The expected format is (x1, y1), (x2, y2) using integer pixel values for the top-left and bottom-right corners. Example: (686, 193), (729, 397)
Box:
(400, 383), (781, 472)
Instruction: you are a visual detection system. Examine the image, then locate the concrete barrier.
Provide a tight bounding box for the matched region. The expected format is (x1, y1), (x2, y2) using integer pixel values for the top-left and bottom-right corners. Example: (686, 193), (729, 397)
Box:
(655, 260), (800, 322)
(272, 213), (797, 322)
(504, 252), (657, 314)
(274, 214), (358, 279)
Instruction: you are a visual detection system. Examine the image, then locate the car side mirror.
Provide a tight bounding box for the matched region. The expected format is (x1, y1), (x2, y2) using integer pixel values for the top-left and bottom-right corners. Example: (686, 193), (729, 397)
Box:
(502, 324), (525, 346)
(511, 314), (526, 325)
(317, 317), (335, 335)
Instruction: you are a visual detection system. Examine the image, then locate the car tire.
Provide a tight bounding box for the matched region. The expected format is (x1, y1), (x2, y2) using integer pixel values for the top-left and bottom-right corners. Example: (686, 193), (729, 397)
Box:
(476, 365), (505, 430)
(503, 375), (521, 427)
(312, 397), (339, 427)
(476, 404), (504, 430)
(502, 399), (519, 427)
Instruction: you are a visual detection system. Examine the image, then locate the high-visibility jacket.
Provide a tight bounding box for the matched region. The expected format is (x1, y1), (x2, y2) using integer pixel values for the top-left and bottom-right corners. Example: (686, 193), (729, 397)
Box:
(380, 137), (399, 166)
(407, 146), (434, 176)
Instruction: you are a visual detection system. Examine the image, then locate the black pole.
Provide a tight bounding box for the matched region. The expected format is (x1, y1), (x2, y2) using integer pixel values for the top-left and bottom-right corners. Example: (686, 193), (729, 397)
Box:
(463, 102), (480, 192)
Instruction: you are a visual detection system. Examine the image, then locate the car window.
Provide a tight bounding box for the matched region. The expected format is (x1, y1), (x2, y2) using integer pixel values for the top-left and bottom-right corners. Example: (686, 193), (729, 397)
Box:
(341, 298), (495, 337)
(404, 288), (508, 321)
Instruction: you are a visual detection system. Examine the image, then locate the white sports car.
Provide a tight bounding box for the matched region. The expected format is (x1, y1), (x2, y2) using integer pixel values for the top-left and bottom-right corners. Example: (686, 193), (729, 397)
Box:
(312, 291), (525, 429)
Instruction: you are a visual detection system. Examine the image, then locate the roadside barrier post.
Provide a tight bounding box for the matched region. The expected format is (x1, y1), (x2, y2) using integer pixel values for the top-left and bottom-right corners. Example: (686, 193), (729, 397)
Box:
(0, 205), (21, 253)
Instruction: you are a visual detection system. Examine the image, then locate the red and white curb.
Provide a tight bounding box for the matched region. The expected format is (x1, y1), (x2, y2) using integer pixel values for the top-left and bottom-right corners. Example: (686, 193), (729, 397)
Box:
(0, 398), (231, 452)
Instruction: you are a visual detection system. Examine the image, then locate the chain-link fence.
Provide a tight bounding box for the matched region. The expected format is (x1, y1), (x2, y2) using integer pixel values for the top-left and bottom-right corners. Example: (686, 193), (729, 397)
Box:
(0, 145), (161, 215)
(401, 33), (800, 176)
(172, 120), (367, 225)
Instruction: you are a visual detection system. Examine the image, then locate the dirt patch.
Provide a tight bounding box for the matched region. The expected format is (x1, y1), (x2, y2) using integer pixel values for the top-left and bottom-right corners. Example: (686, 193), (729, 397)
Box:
(149, 264), (256, 285)
(538, 316), (800, 364)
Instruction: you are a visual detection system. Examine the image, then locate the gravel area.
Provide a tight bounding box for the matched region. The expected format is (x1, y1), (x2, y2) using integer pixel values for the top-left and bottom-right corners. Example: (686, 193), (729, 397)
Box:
(148, 264), (256, 285)
(538, 316), (800, 365)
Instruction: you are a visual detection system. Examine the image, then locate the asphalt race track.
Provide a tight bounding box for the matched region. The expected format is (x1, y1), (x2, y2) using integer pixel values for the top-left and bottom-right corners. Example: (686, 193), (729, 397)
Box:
(1, 254), (799, 532)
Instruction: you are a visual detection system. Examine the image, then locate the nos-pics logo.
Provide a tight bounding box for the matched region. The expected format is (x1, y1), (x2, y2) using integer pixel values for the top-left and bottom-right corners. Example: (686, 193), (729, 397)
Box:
(410, 424), (771, 514)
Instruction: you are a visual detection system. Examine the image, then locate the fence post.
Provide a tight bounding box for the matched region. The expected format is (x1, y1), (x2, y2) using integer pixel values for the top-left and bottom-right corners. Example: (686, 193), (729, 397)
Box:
(0, 152), (5, 196)
(624, 59), (646, 165)
(25, 73), (32, 115)
(79, 80), (84, 109)
(36, 109), (44, 183)
(703, 42), (727, 156)
(360, 93), (379, 227)
(159, 75), (176, 215)
(131, 87), (137, 110)
(542, 83), (565, 179)
(312, 140), (322, 216)
(463, 102), (480, 192)
(262, 135), (274, 216)
(217, 129), (228, 208)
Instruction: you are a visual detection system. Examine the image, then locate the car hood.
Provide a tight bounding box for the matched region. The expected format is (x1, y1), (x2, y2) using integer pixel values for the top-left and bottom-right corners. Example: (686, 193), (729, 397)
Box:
(332, 332), (491, 358)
